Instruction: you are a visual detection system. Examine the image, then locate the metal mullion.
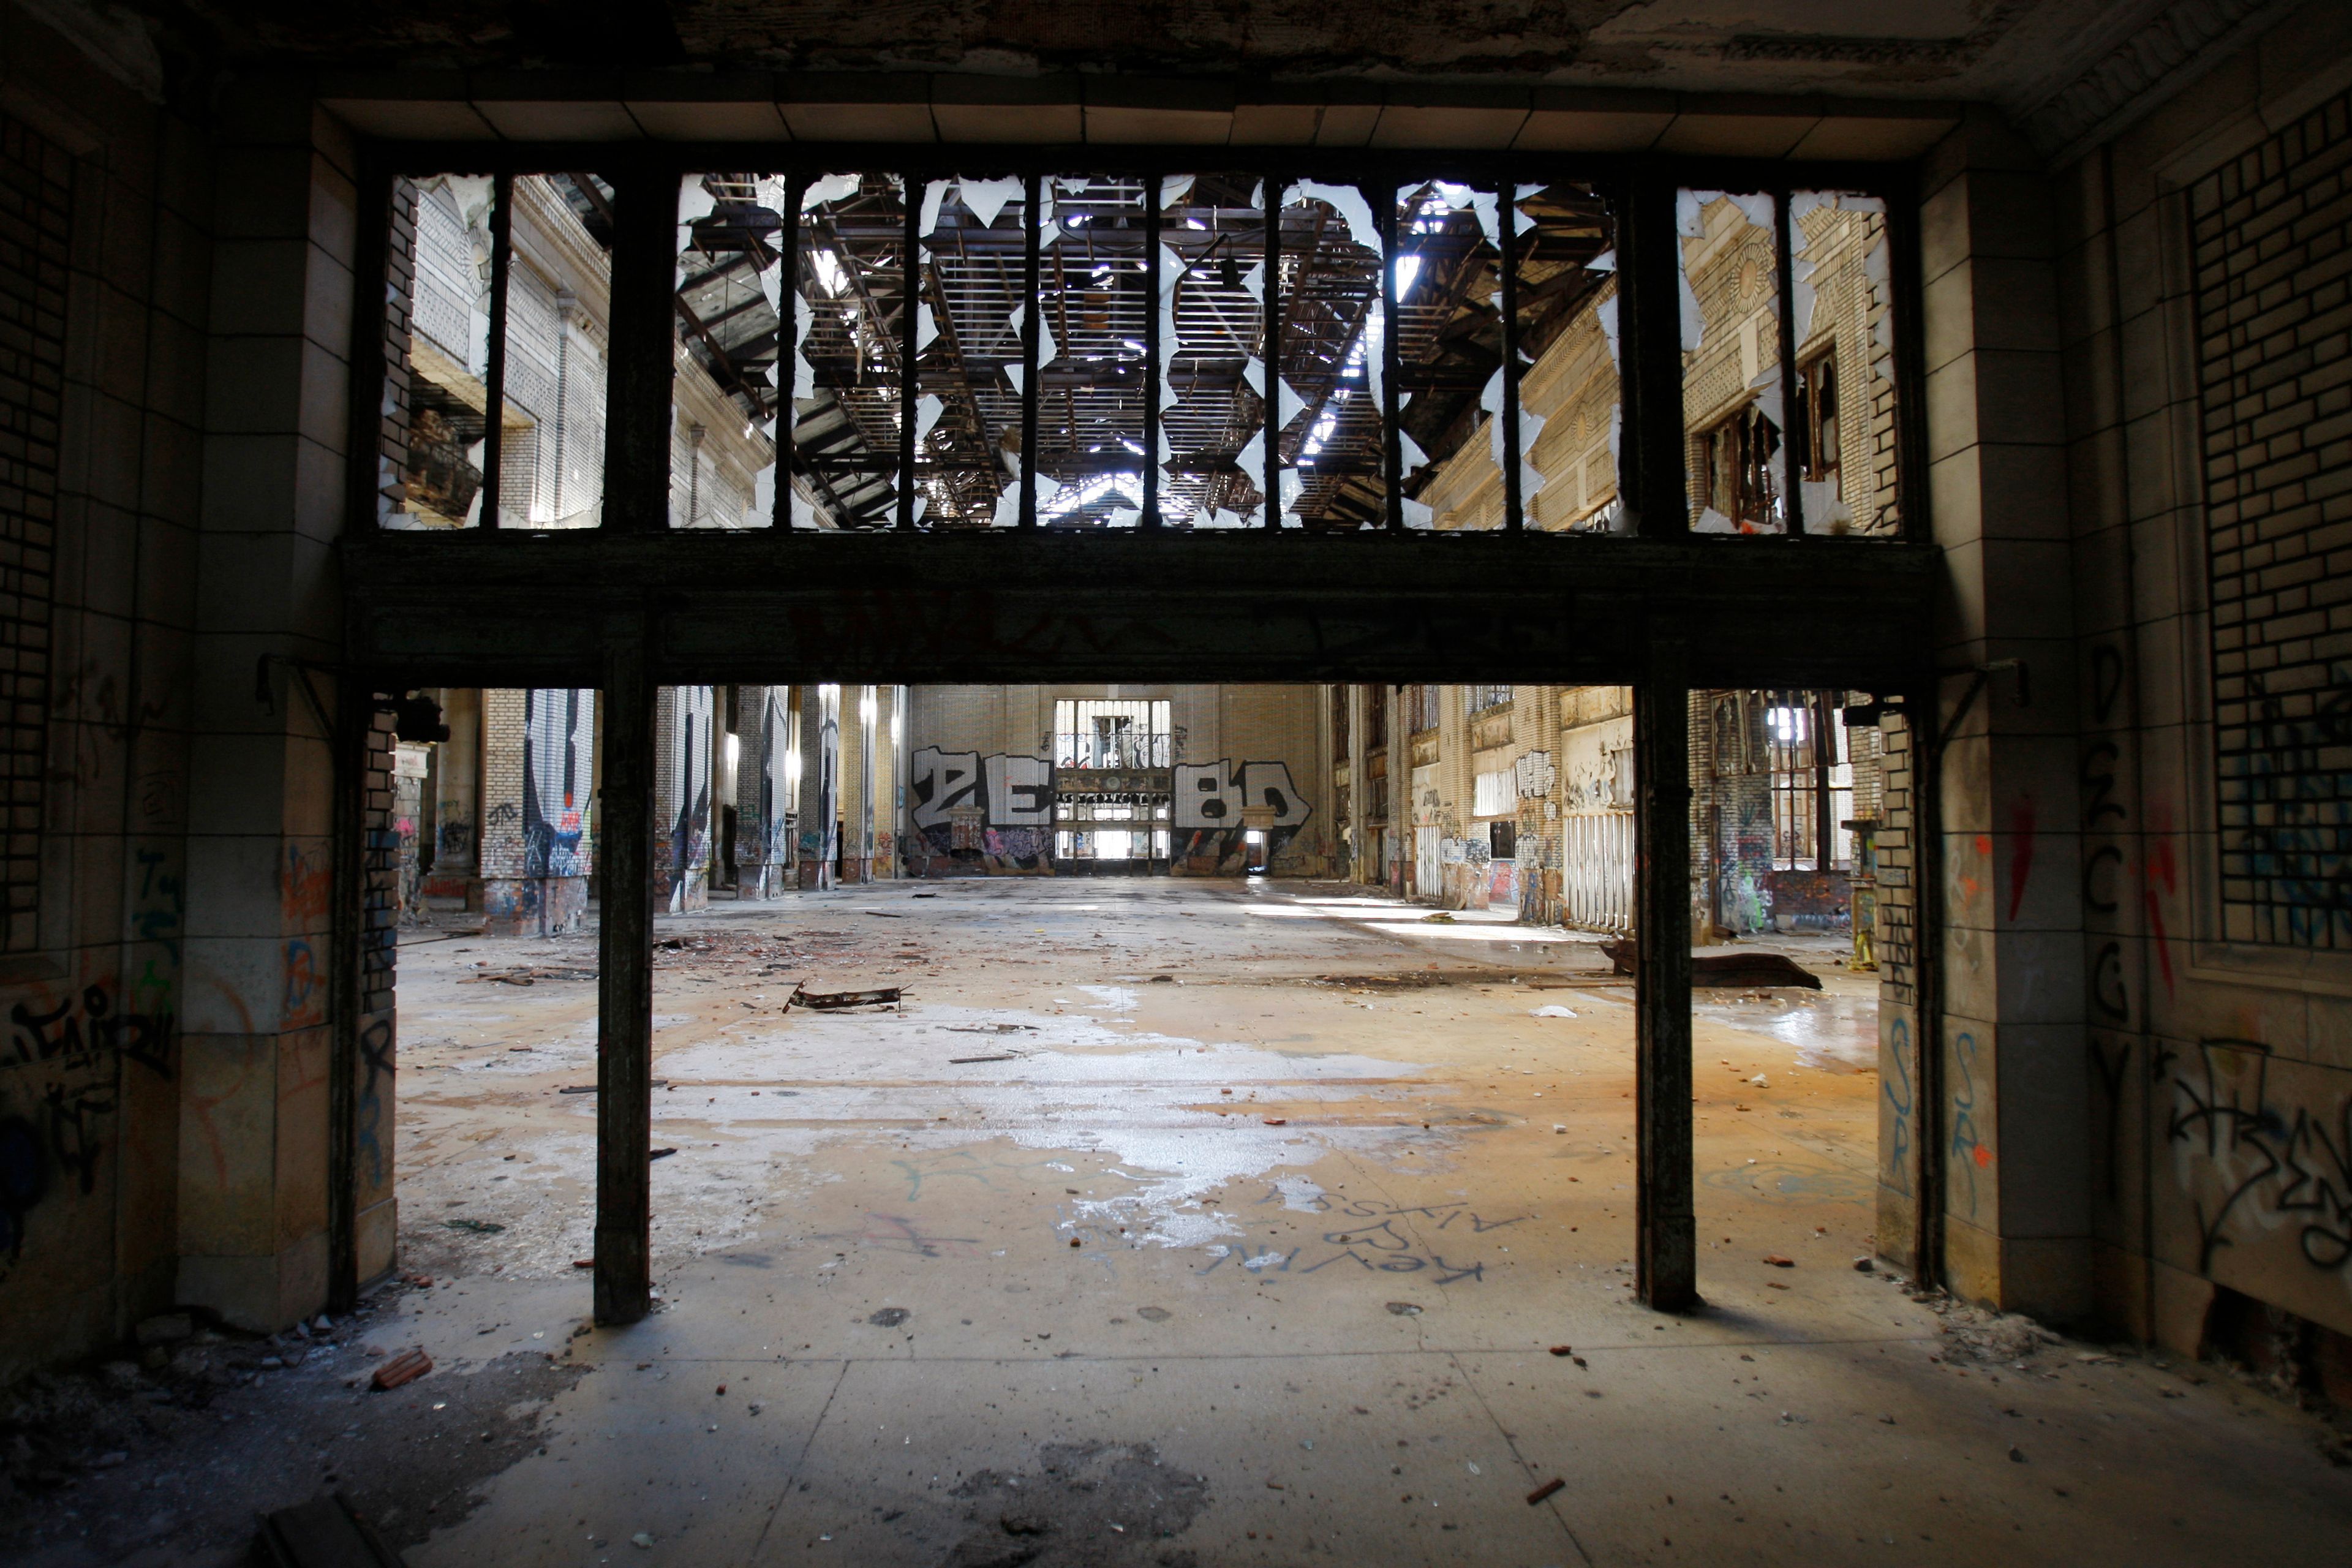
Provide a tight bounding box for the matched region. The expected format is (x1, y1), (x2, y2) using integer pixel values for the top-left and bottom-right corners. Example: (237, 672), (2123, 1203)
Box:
(1264, 175), (1283, 528)
(1776, 184), (1806, 539)
(1626, 164), (1689, 538)
(1499, 178), (1523, 533)
(1144, 175), (1162, 530)
(775, 172), (804, 530)
(480, 169), (514, 529)
(1381, 183), (1403, 533)
(1020, 173), (1041, 529)
(899, 179), (918, 530)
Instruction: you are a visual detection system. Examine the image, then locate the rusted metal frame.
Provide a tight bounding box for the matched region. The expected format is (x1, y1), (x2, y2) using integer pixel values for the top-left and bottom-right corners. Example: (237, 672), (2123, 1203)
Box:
(1144, 178), (1163, 529)
(1381, 187), (1404, 532)
(565, 170), (617, 231)
(481, 170), (514, 529)
(1273, 205), (1383, 527)
(1634, 631), (1697, 1311)
(1020, 173), (1042, 529)
(1776, 183), (1807, 538)
(775, 172), (804, 529)
(806, 205), (910, 522)
(1264, 175), (1284, 526)
(919, 246), (1001, 522)
(595, 612), (656, 1324)
(673, 290), (770, 424)
(899, 184), (919, 530)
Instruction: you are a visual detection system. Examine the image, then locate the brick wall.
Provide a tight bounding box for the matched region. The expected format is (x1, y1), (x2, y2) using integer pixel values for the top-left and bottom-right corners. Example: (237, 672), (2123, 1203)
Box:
(2192, 88), (2352, 947)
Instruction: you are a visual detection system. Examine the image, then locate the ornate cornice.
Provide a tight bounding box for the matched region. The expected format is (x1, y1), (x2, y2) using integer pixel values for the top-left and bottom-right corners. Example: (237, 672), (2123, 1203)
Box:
(2013, 0), (2301, 164)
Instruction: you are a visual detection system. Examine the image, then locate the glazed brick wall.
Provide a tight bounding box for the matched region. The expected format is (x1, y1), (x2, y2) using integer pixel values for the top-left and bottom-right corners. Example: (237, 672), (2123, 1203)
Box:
(0, 115), (69, 952)
(2193, 89), (2352, 946)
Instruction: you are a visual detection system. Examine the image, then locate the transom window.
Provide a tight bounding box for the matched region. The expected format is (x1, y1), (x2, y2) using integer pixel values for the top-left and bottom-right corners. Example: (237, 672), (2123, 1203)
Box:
(366, 157), (1909, 542)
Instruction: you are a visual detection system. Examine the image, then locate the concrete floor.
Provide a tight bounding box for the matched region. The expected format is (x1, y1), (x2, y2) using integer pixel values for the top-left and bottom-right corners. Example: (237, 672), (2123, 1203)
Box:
(9, 877), (2350, 1565)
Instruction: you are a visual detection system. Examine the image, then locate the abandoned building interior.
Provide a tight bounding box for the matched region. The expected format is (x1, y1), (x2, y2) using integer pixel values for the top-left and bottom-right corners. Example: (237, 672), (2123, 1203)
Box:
(6, 0), (2352, 1562)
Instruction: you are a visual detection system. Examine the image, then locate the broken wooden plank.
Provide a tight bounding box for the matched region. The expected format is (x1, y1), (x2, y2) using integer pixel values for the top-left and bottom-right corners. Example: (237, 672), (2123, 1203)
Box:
(1600, 939), (1822, 990)
(789, 983), (903, 1011)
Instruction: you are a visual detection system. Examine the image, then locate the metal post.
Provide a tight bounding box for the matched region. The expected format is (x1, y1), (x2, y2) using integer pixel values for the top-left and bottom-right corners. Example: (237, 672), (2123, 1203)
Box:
(1264, 176), (1283, 527)
(481, 171), (514, 529)
(775, 173), (804, 529)
(595, 616), (655, 1324)
(1625, 167), (1689, 539)
(899, 184), (919, 530)
(1634, 633), (1697, 1311)
(1020, 173), (1041, 530)
(1380, 187), (1403, 532)
(1499, 181), (1523, 532)
(605, 164), (678, 532)
(1144, 176), (1162, 529)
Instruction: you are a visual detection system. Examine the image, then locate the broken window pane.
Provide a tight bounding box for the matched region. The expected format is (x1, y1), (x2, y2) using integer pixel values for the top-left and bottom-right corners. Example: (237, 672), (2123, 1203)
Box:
(673, 174), (786, 529)
(1159, 173), (1267, 529)
(380, 172), (496, 529)
(1511, 182), (1622, 533)
(794, 173), (907, 529)
(1679, 189), (1785, 534)
(1036, 176), (1148, 529)
(1393, 181), (1502, 531)
(1276, 181), (1387, 530)
(499, 174), (614, 529)
(1792, 192), (1900, 537)
(916, 175), (1028, 528)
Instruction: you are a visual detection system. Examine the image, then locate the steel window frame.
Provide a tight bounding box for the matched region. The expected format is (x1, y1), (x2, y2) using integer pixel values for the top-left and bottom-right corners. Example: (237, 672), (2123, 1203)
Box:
(347, 142), (1925, 550)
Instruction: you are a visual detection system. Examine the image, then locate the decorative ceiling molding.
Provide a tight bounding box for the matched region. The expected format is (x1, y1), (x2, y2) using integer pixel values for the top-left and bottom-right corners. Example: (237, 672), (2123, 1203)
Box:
(2015, 0), (2303, 164)
(1722, 4), (2029, 69)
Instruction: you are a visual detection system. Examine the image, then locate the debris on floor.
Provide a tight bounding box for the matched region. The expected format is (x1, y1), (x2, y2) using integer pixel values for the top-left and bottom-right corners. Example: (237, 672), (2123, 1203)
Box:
(1599, 940), (1825, 989)
(790, 982), (904, 1011)
(252, 1491), (404, 1567)
(370, 1349), (432, 1391)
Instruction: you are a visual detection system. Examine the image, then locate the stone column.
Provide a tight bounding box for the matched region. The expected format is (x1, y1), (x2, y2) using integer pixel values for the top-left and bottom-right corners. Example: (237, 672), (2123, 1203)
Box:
(421, 688), (479, 906)
(1904, 111), (2089, 1319)
(475, 688), (596, 937)
(178, 101), (360, 1330)
(797, 684), (839, 890)
(653, 685), (712, 912)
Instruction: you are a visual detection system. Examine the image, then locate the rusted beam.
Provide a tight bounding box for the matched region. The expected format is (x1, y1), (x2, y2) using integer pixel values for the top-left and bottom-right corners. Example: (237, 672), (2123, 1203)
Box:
(594, 615), (655, 1325)
(1634, 630), (1697, 1311)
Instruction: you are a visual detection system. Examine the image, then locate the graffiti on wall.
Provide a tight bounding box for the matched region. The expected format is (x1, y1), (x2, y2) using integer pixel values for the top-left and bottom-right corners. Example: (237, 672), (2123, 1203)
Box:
(668, 685), (713, 906)
(523, 688), (594, 878)
(755, 688), (792, 864)
(907, 751), (1315, 873)
(1, 980), (175, 1282)
(2169, 1038), (2352, 1276)
(910, 749), (1052, 830)
(909, 748), (1054, 870)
